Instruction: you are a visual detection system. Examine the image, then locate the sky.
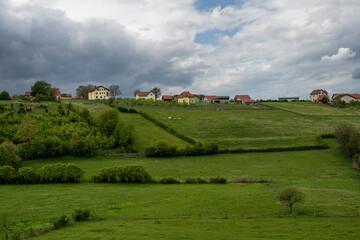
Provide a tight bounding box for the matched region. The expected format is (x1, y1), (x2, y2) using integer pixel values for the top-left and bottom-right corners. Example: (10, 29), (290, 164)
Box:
(0, 0), (360, 99)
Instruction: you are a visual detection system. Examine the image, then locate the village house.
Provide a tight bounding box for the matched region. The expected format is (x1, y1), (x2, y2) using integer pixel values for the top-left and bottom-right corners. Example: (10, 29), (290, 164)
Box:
(332, 94), (360, 103)
(88, 86), (109, 100)
(204, 96), (220, 103)
(177, 91), (195, 104)
(162, 95), (173, 102)
(235, 95), (257, 105)
(310, 89), (328, 102)
(217, 96), (230, 103)
(60, 93), (73, 99)
(135, 91), (155, 100)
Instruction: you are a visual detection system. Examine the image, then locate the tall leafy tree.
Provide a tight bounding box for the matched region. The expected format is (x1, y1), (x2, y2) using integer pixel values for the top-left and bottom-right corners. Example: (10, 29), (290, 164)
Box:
(150, 87), (161, 100)
(31, 81), (51, 97)
(109, 85), (121, 98)
(76, 84), (94, 99)
(0, 91), (11, 100)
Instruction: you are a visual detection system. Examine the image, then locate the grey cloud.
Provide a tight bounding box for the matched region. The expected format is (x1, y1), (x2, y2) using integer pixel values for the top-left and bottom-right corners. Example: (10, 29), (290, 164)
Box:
(0, 2), (203, 97)
(352, 68), (360, 79)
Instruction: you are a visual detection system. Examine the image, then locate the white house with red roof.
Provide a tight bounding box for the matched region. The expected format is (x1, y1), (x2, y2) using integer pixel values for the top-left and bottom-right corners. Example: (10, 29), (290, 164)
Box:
(135, 91), (155, 100)
(88, 86), (109, 100)
(331, 93), (360, 103)
(310, 89), (328, 102)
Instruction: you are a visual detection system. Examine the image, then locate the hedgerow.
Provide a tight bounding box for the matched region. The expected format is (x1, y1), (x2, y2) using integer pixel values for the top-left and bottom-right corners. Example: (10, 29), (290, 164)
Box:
(92, 166), (153, 183)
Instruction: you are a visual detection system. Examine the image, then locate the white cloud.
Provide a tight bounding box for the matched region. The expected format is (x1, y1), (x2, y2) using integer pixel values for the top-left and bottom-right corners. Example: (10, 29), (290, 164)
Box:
(321, 48), (356, 62)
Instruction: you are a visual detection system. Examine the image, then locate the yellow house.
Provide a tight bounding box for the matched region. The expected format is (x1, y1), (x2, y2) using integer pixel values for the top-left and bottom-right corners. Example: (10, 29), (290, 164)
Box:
(88, 86), (109, 100)
(177, 91), (195, 105)
(135, 92), (155, 100)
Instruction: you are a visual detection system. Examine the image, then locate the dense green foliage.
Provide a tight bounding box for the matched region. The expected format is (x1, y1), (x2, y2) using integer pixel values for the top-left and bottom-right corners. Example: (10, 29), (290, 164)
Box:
(92, 166), (152, 183)
(72, 209), (91, 222)
(144, 141), (218, 157)
(185, 177), (208, 184)
(0, 140), (21, 168)
(334, 123), (360, 160)
(0, 163), (84, 184)
(209, 176), (227, 184)
(0, 91), (11, 100)
(160, 177), (180, 184)
(53, 215), (69, 229)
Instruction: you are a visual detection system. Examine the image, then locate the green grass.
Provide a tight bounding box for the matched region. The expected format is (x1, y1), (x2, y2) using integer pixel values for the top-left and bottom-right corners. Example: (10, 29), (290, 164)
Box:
(37, 218), (360, 240)
(263, 102), (360, 116)
(136, 107), (360, 149)
(20, 140), (360, 216)
(67, 100), (188, 153)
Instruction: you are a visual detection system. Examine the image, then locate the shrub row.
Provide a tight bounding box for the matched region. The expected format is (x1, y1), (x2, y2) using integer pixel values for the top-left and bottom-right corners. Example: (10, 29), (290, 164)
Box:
(144, 141), (219, 157)
(138, 111), (197, 144)
(0, 163), (84, 184)
(334, 123), (360, 160)
(158, 176), (227, 184)
(92, 166), (153, 183)
(117, 106), (138, 113)
(218, 144), (329, 154)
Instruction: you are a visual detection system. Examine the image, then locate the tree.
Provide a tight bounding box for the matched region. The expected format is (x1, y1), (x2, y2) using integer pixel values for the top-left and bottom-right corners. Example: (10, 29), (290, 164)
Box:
(0, 140), (21, 169)
(76, 84), (94, 99)
(97, 109), (120, 136)
(109, 85), (121, 98)
(0, 91), (11, 100)
(278, 187), (305, 214)
(133, 89), (140, 97)
(334, 123), (360, 157)
(321, 96), (329, 104)
(16, 116), (38, 144)
(332, 98), (346, 108)
(150, 87), (161, 100)
(31, 80), (51, 97)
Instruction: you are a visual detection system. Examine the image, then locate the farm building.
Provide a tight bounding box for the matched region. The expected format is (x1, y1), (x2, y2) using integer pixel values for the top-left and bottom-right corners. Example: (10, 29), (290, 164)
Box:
(332, 94), (360, 103)
(235, 95), (257, 105)
(162, 95), (173, 102)
(135, 91), (155, 100)
(204, 96), (220, 103)
(177, 91), (196, 104)
(217, 96), (230, 103)
(88, 86), (109, 100)
(310, 89), (328, 102)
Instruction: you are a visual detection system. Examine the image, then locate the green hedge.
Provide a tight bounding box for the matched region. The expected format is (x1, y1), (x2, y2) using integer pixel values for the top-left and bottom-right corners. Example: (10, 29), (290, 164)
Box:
(0, 163), (84, 184)
(92, 166), (153, 183)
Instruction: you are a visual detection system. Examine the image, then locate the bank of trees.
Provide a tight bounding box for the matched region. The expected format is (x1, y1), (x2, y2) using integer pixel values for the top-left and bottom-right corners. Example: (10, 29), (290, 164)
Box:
(334, 123), (360, 164)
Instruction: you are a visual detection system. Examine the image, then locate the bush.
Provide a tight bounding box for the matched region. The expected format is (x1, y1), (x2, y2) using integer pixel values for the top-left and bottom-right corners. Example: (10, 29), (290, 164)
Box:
(160, 177), (180, 184)
(144, 141), (178, 157)
(69, 134), (96, 157)
(0, 91), (11, 100)
(334, 123), (360, 157)
(53, 215), (69, 229)
(278, 187), (305, 214)
(0, 140), (21, 168)
(37, 163), (84, 183)
(185, 177), (208, 184)
(113, 123), (135, 150)
(73, 209), (90, 222)
(97, 109), (120, 136)
(17, 167), (38, 184)
(0, 165), (17, 184)
(92, 166), (152, 183)
(209, 176), (227, 184)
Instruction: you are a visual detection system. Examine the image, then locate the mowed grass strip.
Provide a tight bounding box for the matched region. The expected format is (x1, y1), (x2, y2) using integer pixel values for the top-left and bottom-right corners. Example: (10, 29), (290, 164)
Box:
(0, 184), (280, 230)
(263, 102), (360, 116)
(135, 107), (360, 149)
(37, 218), (360, 240)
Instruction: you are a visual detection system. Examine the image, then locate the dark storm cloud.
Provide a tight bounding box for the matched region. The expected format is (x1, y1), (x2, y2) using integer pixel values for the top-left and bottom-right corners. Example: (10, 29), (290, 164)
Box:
(0, 2), (202, 96)
(352, 68), (360, 79)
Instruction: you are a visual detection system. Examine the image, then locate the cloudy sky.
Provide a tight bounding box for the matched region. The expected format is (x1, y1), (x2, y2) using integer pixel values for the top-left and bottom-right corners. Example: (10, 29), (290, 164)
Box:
(1, 0), (359, 99)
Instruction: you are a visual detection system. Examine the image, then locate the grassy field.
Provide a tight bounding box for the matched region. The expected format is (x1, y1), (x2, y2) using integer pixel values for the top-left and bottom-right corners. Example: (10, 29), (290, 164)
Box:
(2, 100), (360, 239)
(67, 100), (188, 153)
(137, 106), (360, 149)
(263, 102), (360, 116)
(37, 218), (360, 240)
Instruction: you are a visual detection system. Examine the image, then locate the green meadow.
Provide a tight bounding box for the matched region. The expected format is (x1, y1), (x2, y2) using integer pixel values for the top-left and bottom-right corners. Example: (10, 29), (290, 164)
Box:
(1, 100), (360, 239)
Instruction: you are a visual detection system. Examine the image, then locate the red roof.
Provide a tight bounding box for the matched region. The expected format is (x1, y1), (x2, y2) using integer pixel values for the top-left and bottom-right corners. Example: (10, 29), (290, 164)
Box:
(137, 92), (151, 97)
(177, 91), (195, 98)
(25, 92), (31, 96)
(205, 96), (219, 101)
(52, 88), (61, 96)
(310, 89), (328, 95)
(235, 95), (251, 100)
(318, 95), (325, 101)
(162, 95), (173, 100)
(88, 86), (109, 92)
(350, 94), (360, 99)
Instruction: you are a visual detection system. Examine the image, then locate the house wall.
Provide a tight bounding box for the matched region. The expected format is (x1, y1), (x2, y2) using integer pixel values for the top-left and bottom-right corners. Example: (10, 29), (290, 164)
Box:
(178, 97), (195, 104)
(339, 95), (356, 103)
(88, 87), (109, 100)
(136, 92), (155, 100)
(310, 91), (327, 102)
